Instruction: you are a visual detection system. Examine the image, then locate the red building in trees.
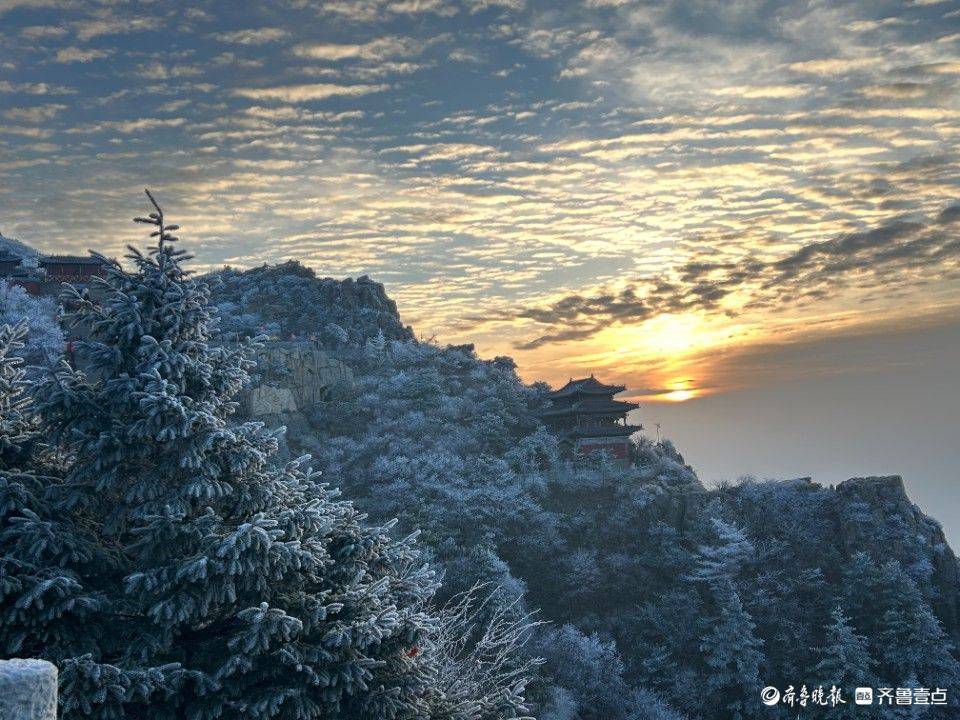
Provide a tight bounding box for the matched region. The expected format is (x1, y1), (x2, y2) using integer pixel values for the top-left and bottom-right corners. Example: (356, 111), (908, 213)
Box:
(38, 255), (105, 282)
(538, 376), (641, 463)
(1, 253), (107, 297)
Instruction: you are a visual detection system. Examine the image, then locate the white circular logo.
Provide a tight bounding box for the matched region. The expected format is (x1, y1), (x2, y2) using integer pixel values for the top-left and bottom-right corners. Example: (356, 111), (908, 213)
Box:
(761, 687), (781, 706)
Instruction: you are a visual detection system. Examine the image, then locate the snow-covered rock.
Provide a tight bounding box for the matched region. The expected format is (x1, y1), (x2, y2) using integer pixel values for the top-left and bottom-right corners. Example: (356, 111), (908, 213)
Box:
(0, 659), (57, 719)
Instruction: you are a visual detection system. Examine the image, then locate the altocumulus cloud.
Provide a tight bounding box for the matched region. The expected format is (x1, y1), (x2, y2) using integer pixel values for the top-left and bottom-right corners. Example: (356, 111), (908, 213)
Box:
(232, 83), (390, 102)
(0, 0), (958, 373)
(506, 205), (960, 350)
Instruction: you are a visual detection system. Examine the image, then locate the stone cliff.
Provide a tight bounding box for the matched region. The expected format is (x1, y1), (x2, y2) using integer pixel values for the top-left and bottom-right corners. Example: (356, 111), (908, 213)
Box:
(240, 343), (354, 451)
(836, 475), (960, 641)
(208, 262), (413, 343)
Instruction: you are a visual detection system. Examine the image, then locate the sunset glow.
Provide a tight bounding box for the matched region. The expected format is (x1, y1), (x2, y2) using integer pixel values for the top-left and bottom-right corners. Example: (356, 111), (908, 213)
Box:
(1, 0), (958, 403)
(3, 3), (960, 715)
(661, 380), (698, 404)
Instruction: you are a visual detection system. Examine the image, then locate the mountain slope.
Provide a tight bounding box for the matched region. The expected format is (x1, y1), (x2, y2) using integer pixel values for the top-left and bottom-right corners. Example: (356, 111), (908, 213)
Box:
(208, 263), (960, 719)
(0, 231), (38, 265)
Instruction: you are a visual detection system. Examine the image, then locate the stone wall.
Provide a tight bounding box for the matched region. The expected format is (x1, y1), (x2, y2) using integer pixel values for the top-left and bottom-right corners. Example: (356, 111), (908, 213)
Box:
(243, 342), (353, 417)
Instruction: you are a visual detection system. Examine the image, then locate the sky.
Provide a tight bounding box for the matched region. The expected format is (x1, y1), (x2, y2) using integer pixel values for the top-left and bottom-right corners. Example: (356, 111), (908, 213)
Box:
(1, 1), (959, 536)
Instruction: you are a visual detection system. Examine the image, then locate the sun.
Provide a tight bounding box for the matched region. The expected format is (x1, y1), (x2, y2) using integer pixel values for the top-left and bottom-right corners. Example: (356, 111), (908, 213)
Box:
(659, 377), (699, 403)
(663, 387), (695, 402)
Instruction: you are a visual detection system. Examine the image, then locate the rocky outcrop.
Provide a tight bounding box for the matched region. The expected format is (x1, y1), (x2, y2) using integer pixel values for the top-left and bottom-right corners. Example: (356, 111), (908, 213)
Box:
(207, 262), (414, 344)
(836, 475), (960, 641)
(246, 385), (299, 416)
(239, 343), (354, 459)
(315, 274), (410, 338)
(243, 342), (353, 418)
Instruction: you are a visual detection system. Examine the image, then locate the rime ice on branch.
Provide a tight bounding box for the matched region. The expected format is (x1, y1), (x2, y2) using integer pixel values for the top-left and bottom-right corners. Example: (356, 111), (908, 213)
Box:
(0, 191), (535, 720)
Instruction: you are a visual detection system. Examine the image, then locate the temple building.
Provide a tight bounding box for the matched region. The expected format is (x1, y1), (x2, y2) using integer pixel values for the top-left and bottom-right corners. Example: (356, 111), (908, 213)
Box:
(0, 253), (107, 297)
(38, 255), (105, 283)
(0, 250), (23, 276)
(538, 375), (641, 463)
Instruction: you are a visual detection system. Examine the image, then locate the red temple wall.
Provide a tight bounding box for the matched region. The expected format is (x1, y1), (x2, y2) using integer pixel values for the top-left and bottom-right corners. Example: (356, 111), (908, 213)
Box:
(576, 439), (629, 459)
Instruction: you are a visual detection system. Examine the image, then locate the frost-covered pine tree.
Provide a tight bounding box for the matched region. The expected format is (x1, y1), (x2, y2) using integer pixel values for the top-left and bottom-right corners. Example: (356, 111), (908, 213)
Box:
(0, 321), (33, 467)
(0, 321), (107, 666)
(6, 192), (532, 720)
(874, 561), (960, 696)
(364, 328), (388, 365)
(686, 518), (754, 585)
(814, 607), (878, 720)
(0, 281), (64, 372)
(697, 580), (764, 720)
(690, 520), (764, 720)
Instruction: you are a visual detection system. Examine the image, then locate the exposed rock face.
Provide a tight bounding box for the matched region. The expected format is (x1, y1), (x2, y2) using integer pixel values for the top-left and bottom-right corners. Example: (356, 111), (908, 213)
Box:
(246, 385), (299, 416)
(0, 659), (57, 719)
(207, 262), (414, 343)
(240, 342), (354, 458)
(244, 343), (353, 416)
(836, 475), (960, 641)
(315, 274), (410, 338)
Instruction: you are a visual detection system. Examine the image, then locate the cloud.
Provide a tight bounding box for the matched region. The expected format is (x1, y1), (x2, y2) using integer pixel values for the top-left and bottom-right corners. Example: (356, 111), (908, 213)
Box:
(293, 36), (424, 61)
(54, 47), (111, 63)
(787, 57), (881, 75)
(386, 0), (458, 17)
(2, 104), (66, 122)
(233, 83), (389, 102)
(64, 117), (187, 135)
(466, 0), (524, 11)
(213, 27), (289, 45)
(0, 0), (56, 13)
(21, 25), (68, 39)
(859, 82), (931, 99)
(504, 207), (960, 350)
(448, 49), (482, 63)
(134, 61), (202, 80)
(71, 15), (154, 42)
(713, 84), (810, 99)
(937, 205), (960, 224)
(0, 80), (74, 95)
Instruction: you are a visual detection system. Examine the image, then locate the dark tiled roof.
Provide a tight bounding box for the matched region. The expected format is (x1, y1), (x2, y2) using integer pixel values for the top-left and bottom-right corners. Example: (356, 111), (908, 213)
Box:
(39, 255), (105, 265)
(547, 375), (627, 398)
(539, 397), (639, 417)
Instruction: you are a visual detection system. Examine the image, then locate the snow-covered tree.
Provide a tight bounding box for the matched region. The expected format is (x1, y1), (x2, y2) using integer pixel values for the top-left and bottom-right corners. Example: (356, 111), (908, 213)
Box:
(364, 328), (388, 365)
(3, 192), (533, 720)
(0, 281), (64, 372)
(874, 561), (960, 693)
(533, 624), (628, 720)
(426, 587), (541, 720)
(697, 580), (764, 720)
(0, 321), (107, 668)
(686, 518), (754, 586)
(814, 607), (878, 719)
(0, 321), (33, 466)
